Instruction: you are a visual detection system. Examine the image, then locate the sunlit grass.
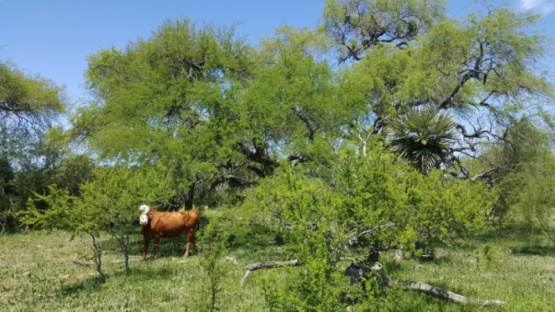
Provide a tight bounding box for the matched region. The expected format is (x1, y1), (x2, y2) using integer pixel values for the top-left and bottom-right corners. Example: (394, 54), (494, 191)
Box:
(1, 221), (553, 311)
(380, 226), (555, 311)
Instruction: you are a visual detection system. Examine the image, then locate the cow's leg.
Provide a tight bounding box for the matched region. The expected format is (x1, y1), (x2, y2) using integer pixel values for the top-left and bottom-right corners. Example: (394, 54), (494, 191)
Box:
(153, 236), (161, 259)
(142, 238), (150, 261)
(184, 229), (197, 259)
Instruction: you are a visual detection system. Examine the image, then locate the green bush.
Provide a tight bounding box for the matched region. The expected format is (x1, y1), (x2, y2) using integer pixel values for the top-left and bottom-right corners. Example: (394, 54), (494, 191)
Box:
(249, 144), (495, 309)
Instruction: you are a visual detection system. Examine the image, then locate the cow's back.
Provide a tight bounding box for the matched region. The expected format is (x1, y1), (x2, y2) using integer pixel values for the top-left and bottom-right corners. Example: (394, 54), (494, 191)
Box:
(145, 210), (200, 238)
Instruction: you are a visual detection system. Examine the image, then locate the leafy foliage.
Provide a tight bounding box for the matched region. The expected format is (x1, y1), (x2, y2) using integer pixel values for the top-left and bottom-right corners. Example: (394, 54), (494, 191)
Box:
(0, 62), (67, 231)
(198, 217), (232, 312)
(73, 19), (269, 210)
(0, 61), (65, 132)
(333, 1), (552, 180)
(503, 156), (555, 243)
(322, 0), (444, 63)
(250, 143), (494, 308)
(21, 164), (175, 277)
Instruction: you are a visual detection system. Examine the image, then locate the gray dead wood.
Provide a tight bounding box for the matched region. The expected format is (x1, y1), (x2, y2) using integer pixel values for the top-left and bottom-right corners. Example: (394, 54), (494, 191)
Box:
(243, 259), (506, 306)
(354, 262), (506, 306)
(240, 260), (299, 287)
(396, 281), (506, 306)
(346, 222), (396, 246)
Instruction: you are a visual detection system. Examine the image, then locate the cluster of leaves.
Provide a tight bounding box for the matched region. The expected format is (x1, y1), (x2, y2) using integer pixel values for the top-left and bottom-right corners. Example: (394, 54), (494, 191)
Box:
(21, 163), (175, 279)
(501, 156), (555, 243)
(197, 216), (234, 312)
(0, 61), (65, 131)
(0, 62), (69, 232)
(249, 143), (494, 309)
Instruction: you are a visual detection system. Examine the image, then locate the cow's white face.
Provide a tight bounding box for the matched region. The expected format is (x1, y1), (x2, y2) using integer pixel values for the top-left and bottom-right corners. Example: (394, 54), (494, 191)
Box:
(139, 204), (150, 214)
(139, 204), (150, 225)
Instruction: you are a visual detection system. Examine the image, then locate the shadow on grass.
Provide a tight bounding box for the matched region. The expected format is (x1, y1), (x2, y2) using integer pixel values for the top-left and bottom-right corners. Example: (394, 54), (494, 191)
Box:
(392, 293), (485, 312)
(112, 265), (178, 281)
(468, 224), (555, 257)
(381, 254), (453, 278)
(474, 223), (547, 242)
(56, 275), (105, 298)
(55, 263), (181, 299)
(511, 245), (555, 257)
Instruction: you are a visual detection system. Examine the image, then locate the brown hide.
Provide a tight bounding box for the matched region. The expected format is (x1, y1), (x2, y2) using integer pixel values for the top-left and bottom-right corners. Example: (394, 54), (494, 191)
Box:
(141, 209), (200, 260)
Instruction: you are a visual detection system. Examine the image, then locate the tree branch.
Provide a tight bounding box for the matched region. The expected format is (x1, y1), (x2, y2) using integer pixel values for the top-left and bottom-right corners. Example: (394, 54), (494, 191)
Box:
(396, 281), (505, 306)
(240, 260), (506, 306)
(240, 260), (300, 287)
(291, 107), (319, 142)
(346, 222), (396, 246)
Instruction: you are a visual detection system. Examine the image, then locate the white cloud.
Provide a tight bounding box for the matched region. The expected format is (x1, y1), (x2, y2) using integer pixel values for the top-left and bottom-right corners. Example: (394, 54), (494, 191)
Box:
(521, 0), (544, 10)
(519, 0), (555, 15)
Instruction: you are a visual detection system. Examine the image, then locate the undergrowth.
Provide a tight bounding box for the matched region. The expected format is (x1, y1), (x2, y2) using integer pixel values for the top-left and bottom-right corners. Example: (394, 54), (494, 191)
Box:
(1, 215), (553, 311)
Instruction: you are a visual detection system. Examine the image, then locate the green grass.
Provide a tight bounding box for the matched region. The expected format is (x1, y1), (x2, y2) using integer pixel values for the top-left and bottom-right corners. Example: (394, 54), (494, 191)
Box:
(379, 227), (555, 311)
(1, 222), (554, 311)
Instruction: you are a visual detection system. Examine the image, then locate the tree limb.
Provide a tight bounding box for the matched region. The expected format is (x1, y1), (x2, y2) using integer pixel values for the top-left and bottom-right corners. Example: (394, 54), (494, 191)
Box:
(395, 281), (506, 306)
(346, 222), (396, 246)
(240, 260), (300, 287)
(291, 107), (319, 142)
(240, 259), (506, 306)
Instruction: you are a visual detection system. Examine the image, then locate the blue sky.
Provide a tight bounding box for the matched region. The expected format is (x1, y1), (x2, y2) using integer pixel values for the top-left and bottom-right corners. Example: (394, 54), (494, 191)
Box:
(1, 0), (554, 105)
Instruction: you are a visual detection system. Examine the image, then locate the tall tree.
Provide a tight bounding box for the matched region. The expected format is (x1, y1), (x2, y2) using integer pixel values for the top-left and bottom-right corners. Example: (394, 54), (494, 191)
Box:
(73, 20), (257, 209)
(0, 61), (67, 230)
(322, 0), (444, 63)
(0, 61), (65, 132)
(0, 61), (65, 167)
(240, 26), (339, 166)
(325, 1), (553, 178)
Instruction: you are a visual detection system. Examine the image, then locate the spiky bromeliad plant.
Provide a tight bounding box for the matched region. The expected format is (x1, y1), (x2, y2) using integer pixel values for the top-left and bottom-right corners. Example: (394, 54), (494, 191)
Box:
(387, 107), (456, 173)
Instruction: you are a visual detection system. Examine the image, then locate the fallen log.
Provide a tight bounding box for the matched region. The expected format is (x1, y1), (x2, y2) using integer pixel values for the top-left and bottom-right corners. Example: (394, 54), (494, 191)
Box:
(396, 281), (506, 306)
(240, 260), (300, 287)
(346, 262), (506, 306)
(241, 260), (506, 306)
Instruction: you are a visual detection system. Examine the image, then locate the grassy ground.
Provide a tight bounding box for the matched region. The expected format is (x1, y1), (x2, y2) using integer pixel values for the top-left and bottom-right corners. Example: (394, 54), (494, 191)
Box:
(1, 221), (554, 311)
(381, 227), (555, 312)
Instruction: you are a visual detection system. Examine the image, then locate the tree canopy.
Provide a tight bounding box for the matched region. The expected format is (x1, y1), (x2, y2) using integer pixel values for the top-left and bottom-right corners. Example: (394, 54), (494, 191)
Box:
(0, 61), (68, 231)
(0, 61), (65, 132)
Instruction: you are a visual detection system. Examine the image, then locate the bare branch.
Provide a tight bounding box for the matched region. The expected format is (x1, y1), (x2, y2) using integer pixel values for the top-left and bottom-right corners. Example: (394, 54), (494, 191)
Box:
(321, 135), (340, 156)
(397, 281), (506, 306)
(291, 107), (319, 142)
(240, 260), (300, 287)
(346, 222), (396, 246)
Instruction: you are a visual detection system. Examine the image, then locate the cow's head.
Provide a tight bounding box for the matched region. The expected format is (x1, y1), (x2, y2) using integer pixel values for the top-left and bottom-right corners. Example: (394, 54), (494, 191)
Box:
(139, 204), (150, 214)
(139, 204), (150, 225)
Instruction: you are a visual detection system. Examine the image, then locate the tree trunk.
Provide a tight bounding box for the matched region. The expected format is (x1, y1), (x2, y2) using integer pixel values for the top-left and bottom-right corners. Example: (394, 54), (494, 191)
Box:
(184, 182), (195, 210)
(88, 232), (106, 282)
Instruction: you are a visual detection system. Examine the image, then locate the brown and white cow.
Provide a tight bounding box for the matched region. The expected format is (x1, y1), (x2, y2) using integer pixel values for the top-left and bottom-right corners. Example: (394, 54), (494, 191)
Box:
(139, 204), (200, 260)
